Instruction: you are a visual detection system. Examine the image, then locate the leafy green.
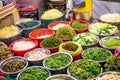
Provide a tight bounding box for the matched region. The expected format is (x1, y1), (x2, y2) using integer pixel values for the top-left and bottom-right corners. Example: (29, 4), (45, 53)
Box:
(72, 21), (87, 29)
(56, 26), (76, 39)
(102, 38), (120, 49)
(69, 59), (101, 80)
(18, 67), (49, 80)
(82, 48), (112, 62)
(45, 54), (71, 69)
(42, 36), (61, 48)
(104, 56), (120, 72)
(73, 32), (98, 46)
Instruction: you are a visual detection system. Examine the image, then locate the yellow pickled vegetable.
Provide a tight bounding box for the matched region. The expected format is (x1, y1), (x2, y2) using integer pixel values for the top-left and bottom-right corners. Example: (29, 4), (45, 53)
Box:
(0, 25), (20, 38)
(41, 9), (63, 19)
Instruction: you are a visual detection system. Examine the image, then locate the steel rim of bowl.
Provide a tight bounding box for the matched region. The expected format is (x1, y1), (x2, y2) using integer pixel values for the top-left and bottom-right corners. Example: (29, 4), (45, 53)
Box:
(43, 52), (73, 71)
(24, 48), (51, 61)
(72, 33), (99, 47)
(95, 71), (120, 80)
(99, 36), (120, 50)
(0, 56), (28, 75)
(22, 20), (41, 30)
(46, 74), (77, 80)
(67, 59), (103, 80)
(16, 66), (51, 80)
(88, 24), (118, 36)
(0, 76), (7, 80)
(81, 47), (113, 63)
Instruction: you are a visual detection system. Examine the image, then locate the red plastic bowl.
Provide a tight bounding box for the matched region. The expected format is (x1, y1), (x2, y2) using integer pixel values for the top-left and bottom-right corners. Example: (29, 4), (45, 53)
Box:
(48, 21), (70, 31)
(70, 20), (89, 33)
(72, 49), (83, 61)
(40, 42), (60, 53)
(9, 38), (38, 56)
(29, 28), (55, 43)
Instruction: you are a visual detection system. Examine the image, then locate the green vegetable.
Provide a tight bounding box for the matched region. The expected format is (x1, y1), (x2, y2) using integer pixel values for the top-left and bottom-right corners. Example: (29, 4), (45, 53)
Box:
(69, 59), (101, 80)
(45, 54), (71, 69)
(73, 32), (98, 46)
(56, 26), (76, 39)
(18, 67), (49, 80)
(72, 21), (87, 29)
(89, 23), (118, 35)
(104, 56), (120, 72)
(42, 36), (61, 48)
(3, 60), (26, 72)
(102, 38), (120, 49)
(82, 48), (112, 62)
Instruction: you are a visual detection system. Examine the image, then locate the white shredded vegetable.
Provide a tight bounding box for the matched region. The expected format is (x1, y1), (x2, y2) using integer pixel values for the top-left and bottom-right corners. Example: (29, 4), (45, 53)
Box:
(12, 41), (36, 50)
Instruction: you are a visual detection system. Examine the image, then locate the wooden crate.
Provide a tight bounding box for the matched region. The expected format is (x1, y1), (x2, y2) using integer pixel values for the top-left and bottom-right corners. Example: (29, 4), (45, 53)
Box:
(0, 2), (15, 28)
(0, 2), (15, 19)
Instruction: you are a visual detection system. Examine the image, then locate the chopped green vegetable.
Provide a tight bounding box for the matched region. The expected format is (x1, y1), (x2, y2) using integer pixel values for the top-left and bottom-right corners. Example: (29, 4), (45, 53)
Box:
(42, 36), (61, 48)
(45, 54), (71, 69)
(72, 21), (87, 29)
(18, 67), (49, 80)
(73, 32), (98, 46)
(82, 48), (112, 62)
(89, 23), (118, 35)
(56, 26), (76, 39)
(102, 38), (120, 49)
(104, 56), (120, 72)
(69, 59), (102, 80)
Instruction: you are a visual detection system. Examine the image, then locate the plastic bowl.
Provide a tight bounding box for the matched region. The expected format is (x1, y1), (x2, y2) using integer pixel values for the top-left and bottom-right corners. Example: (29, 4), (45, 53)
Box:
(18, 20), (41, 37)
(40, 40), (62, 53)
(29, 28), (55, 43)
(114, 47), (120, 57)
(70, 20), (89, 33)
(99, 36), (120, 52)
(0, 28), (23, 45)
(0, 56), (28, 78)
(43, 52), (73, 74)
(16, 66), (51, 80)
(46, 74), (76, 80)
(48, 21), (69, 31)
(24, 48), (51, 66)
(95, 71), (120, 80)
(59, 41), (83, 61)
(9, 38), (38, 56)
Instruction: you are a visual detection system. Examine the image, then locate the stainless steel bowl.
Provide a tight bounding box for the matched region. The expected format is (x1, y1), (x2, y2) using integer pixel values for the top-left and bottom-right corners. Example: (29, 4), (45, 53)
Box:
(99, 36), (120, 52)
(24, 48), (51, 66)
(95, 71), (120, 80)
(81, 47), (113, 63)
(46, 74), (77, 80)
(67, 59), (103, 80)
(43, 52), (73, 74)
(0, 56), (28, 78)
(16, 66), (51, 80)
